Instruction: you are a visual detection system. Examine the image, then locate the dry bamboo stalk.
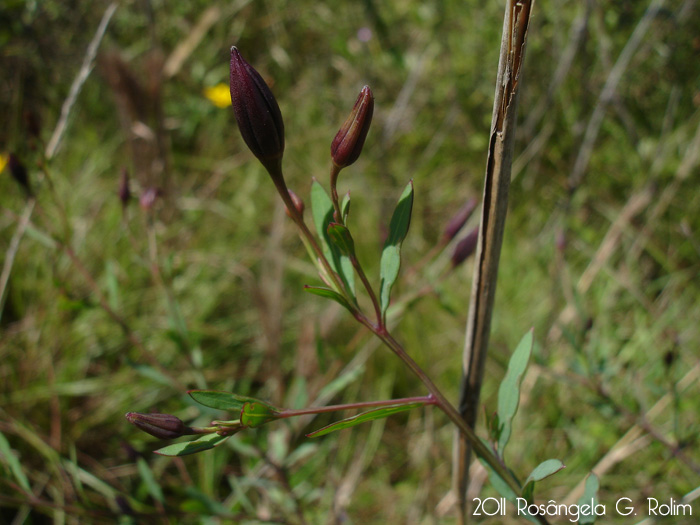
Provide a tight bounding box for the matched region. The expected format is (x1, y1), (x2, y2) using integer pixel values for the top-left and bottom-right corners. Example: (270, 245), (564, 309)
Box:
(453, 1), (534, 522)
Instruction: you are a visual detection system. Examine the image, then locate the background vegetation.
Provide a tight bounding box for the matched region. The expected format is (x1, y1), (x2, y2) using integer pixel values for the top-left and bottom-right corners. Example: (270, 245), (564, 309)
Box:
(1, 0), (699, 523)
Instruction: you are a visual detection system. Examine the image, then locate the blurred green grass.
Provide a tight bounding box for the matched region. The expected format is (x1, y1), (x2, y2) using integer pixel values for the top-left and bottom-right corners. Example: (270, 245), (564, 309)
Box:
(1, 0), (699, 522)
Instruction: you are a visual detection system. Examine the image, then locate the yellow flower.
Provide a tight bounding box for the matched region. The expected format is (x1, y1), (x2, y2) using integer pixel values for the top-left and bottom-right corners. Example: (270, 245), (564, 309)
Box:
(204, 83), (231, 108)
(0, 153), (8, 173)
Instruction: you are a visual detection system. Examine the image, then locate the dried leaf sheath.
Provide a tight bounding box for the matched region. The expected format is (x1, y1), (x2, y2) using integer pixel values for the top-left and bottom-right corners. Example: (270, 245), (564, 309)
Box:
(453, 1), (535, 522)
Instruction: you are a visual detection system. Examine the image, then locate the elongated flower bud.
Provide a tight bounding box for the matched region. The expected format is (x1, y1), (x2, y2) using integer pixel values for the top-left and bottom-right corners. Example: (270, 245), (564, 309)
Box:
(331, 85), (374, 168)
(229, 47), (285, 176)
(443, 197), (477, 242)
(451, 226), (479, 268)
(125, 412), (192, 440)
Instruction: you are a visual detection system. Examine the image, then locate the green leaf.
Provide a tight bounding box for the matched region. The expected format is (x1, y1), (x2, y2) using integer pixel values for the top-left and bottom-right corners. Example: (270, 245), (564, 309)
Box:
(136, 457), (164, 503)
(522, 459), (566, 502)
(303, 286), (355, 314)
(306, 402), (423, 438)
(188, 390), (274, 412)
(524, 459), (566, 486)
(341, 192), (351, 223)
(311, 180), (338, 266)
(379, 181), (414, 318)
(486, 411), (501, 444)
(240, 402), (279, 428)
(578, 473), (600, 524)
(327, 223), (356, 258)
(0, 432), (31, 491)
(310, 180), (356, 298)
(154, 433), (229, 457)
(497, 329), (534, 456)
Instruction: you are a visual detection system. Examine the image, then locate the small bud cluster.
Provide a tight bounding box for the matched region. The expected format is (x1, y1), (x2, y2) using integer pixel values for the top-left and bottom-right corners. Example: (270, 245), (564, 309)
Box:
(229, 47), (374, 223)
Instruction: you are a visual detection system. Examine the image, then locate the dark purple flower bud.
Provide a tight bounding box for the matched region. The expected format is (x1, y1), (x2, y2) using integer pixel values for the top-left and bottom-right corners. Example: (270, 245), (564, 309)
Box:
(451, 226), (479, 268)
(443, 197), (477, 242)
(331, 85), (374, 168)
(285, 189), (305, 219)
(229, 47), (285, 176)
(125, 412), (193, 440)
(8, 153), (32, 196)
(118, 168), (131, 209)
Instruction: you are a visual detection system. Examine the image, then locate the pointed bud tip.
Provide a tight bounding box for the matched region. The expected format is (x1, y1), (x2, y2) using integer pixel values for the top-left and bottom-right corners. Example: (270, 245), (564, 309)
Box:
(331, 85), (374, 169)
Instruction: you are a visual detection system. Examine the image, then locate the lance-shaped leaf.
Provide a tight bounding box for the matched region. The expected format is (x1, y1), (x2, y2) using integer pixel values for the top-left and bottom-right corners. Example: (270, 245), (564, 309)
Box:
(306, 402), (423, 438)
(240, 402), (279, 428)
(304, 286), (355, 314)
(578, 473), (600, 524)
(188, 390), (273, 412)
(155, 433), (230, 457)
(327, 223), (356, 258)
(522, 459), (566, 502)
(379, 181), (414, 318)
(497, 329), (533, 456)
(310, 180), (356, 299)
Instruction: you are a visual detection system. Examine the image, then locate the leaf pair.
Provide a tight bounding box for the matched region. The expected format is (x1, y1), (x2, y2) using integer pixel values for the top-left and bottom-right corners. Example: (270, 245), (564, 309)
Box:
(308, 180), (414, 322)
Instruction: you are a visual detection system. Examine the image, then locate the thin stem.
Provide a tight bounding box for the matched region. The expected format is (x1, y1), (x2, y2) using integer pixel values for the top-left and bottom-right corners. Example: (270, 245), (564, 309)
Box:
(376, 329), (524, 500)
(0, 199), (36, 324)
(330, 163), (343, 223)
(271, 172), (355, 307)
(276, 395), (435, 419)
(267, 165), (546, 520)
(350, 256), (383, 326)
